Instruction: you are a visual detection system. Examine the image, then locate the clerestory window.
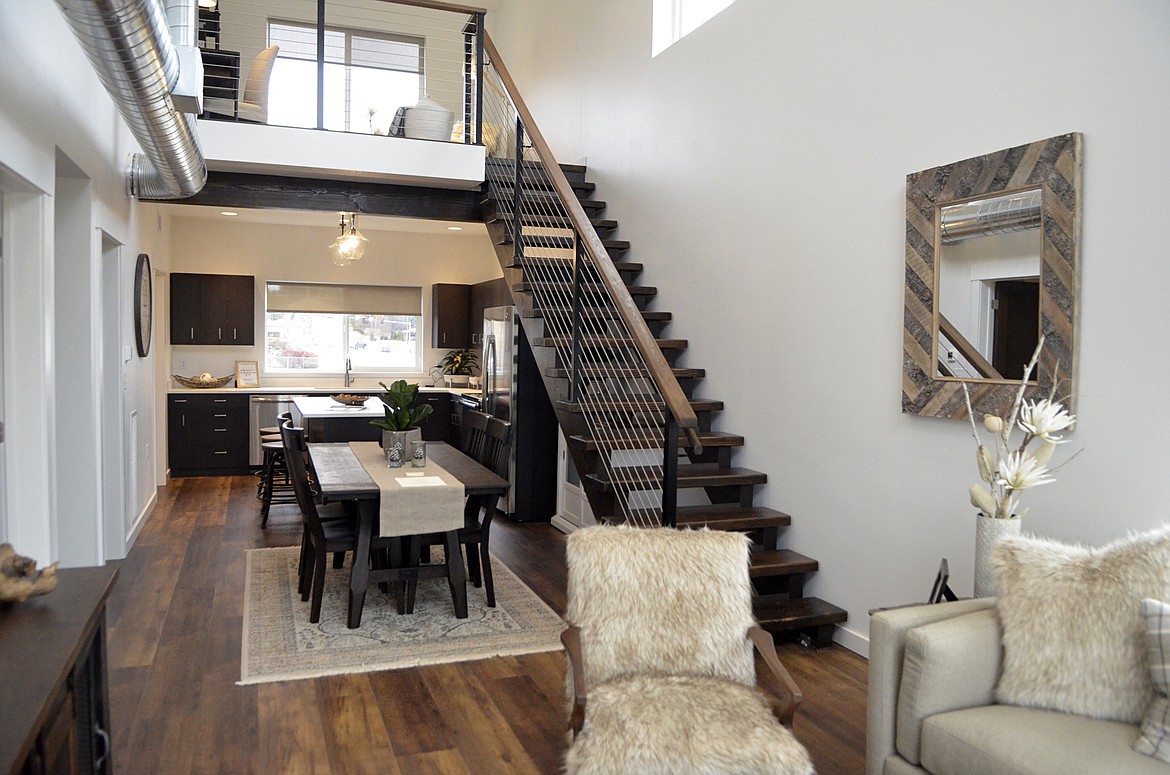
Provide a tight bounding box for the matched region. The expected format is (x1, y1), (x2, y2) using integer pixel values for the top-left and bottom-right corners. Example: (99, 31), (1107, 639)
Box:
(652, 0), (737, 56)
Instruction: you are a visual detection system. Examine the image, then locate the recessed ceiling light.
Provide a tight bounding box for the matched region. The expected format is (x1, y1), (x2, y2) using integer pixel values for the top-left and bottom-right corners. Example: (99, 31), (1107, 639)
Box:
(221, 211), (238, 216)
(447, 226), (463, 231)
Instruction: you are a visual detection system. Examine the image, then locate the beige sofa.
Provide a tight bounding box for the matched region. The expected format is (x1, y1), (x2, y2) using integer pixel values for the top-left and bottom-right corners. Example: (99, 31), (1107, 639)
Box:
(868, 598), (1170, 775)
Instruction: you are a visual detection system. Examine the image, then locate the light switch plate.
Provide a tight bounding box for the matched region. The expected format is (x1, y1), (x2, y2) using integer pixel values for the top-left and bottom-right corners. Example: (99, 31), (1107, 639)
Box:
(123, 345), (133, 362)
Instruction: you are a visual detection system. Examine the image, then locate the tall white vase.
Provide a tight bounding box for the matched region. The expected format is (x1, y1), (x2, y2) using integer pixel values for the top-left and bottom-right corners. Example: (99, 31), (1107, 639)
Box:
(974, 514), (1022, 598)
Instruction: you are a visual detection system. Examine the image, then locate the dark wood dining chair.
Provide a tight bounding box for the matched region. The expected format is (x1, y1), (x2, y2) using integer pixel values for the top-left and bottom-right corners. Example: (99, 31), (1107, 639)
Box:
(280, 422), (359, 623)
(461, 409), (490, 461)
(424, 414), (511, 607)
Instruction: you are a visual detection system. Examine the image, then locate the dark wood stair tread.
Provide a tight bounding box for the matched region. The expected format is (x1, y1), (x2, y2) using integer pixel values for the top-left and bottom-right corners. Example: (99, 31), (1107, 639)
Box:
(522, 307), (670, 323)
(490, 213), (619, 232)
(547, 366), (704, 380)
(488, 191), (607, 211)
(533, 336), (687, 349)
(674, 503), (792, 531)
(570, 429), (740, 451)
(750, 549), (819, 578)
(753, 597), (848, 630)
(485, 157), (587, 180)
(507, 258), (640, 274)
(559, 398), (722, 414)
(513, 282), (657, 297)
(588, 464), (765, 491)
(500, 236), (630, 252)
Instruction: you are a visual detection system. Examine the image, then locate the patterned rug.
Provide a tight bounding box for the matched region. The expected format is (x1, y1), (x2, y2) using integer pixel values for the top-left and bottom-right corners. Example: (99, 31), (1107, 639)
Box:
(240, 545), (565, 685)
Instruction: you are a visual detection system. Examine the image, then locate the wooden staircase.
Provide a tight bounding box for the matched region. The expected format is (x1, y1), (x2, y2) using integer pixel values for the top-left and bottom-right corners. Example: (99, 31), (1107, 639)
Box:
(480, 159), (847, 647)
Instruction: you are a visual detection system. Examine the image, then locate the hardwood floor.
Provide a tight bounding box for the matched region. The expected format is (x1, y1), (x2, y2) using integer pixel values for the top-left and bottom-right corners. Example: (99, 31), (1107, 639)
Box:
(105, 475), (868, 774)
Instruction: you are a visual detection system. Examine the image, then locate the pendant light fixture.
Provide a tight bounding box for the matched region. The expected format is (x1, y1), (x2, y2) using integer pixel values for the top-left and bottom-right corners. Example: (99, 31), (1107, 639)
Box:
(328, 212), (368, 266)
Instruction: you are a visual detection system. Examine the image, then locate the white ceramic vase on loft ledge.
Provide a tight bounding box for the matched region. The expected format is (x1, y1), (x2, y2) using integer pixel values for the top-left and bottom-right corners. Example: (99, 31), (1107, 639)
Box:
(974, 513), (1022, 598)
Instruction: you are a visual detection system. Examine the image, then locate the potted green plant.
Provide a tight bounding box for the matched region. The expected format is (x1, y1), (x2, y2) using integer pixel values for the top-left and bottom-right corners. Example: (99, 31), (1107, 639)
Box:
(437, 348), (479, 387)
(370, 380), (434, 467)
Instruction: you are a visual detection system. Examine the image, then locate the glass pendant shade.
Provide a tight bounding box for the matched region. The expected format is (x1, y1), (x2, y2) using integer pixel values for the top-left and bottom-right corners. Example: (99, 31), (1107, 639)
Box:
(328, 213), (368, 265)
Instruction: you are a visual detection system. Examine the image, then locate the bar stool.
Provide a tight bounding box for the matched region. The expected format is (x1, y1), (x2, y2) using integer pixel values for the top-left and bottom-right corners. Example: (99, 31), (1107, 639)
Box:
(258, 412), (297, 526)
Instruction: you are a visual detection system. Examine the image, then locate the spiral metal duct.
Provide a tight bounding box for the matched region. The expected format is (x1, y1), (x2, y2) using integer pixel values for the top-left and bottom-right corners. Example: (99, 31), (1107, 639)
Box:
(940, 189), (1042, 245)
(54, 0), (207, 199)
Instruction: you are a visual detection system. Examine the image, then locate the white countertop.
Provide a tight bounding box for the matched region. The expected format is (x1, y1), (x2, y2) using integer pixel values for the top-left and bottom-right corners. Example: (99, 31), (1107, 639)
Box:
(292, 395), (385, 419)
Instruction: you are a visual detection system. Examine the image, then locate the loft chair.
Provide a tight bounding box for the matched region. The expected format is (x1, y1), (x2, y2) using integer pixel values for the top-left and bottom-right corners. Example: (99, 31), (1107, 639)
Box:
(205, 45), (278, 123)
(562, 525), (814, 775)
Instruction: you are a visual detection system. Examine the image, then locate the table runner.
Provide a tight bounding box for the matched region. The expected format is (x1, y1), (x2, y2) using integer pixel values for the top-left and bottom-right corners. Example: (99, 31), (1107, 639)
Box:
(348, 442), (465, 537)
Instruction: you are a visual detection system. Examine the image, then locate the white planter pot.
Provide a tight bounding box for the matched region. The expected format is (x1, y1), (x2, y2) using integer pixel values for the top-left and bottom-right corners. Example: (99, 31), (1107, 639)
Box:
(444, 374), (470, 387)
(404, 98), (455, 141)
(974, 514), (1022, 597)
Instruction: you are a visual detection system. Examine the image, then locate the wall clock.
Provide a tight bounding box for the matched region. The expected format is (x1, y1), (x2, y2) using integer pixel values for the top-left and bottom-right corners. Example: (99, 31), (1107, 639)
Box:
(134, 253), (152, 357)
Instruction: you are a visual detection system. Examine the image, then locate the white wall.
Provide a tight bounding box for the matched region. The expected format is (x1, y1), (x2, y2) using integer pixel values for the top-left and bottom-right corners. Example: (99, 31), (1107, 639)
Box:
(0, 0), (160, 565)
(165, 215), (501, 387)
(488, 0), (1170, 653)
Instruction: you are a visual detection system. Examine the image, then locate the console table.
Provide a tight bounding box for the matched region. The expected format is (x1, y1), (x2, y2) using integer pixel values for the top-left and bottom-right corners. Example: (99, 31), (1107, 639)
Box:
(1, 565), (118, 775)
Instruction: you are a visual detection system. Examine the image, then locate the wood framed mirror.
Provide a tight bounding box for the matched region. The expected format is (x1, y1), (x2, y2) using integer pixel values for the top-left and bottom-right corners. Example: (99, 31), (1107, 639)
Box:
(902, 133), (1082, 419)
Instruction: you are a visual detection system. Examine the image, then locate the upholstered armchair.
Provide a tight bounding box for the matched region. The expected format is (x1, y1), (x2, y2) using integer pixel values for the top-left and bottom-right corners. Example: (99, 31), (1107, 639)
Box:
(561, 525), (814, 775)
(204, 45), (278, 123)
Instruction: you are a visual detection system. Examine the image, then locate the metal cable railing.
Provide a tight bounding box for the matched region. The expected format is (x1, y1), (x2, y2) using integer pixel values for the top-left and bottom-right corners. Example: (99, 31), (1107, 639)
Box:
(479, 31), (698, 528)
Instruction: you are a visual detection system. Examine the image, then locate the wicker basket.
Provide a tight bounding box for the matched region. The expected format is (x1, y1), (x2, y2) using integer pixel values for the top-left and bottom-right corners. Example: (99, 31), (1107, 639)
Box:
(172, 374), (234, 389)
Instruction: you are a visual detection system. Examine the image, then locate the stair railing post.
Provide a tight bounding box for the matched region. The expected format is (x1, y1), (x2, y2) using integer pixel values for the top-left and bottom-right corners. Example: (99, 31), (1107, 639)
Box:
(662, 414), (679, 527)
(474, 13), (485, 146)
(512, 116), (524, 263)
(570, 231), (585, 403)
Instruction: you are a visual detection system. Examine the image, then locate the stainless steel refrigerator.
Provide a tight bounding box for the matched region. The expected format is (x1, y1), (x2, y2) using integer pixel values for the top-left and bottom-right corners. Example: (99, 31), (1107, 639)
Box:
(481, 305), (558, 522)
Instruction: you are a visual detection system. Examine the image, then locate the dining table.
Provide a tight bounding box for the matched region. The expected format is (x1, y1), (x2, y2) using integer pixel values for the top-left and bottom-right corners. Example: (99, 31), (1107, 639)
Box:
(308, 440), (509, 628)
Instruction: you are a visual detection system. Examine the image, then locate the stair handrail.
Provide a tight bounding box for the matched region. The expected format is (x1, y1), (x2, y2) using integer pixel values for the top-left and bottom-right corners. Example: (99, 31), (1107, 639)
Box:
(481, 32), (699, 437)
(936, 313), (1003, 380)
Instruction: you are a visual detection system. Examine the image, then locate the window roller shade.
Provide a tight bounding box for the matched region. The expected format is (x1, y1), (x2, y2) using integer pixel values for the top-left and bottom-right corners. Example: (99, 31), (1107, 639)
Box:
(267, 282), (422, 316)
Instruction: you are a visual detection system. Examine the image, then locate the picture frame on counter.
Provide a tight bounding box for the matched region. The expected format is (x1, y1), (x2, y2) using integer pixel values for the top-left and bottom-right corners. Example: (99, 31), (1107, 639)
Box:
(235, 360), (260, 388)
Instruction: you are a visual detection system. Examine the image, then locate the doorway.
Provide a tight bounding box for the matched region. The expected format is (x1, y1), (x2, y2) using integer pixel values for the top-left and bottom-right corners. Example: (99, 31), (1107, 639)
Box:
(992, 279), (1040, 380)
(100, 233), (128, 559)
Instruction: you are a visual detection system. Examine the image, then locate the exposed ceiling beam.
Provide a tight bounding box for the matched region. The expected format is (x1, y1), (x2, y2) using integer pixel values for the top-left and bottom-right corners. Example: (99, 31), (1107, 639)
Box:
(145, 171), (483, 222)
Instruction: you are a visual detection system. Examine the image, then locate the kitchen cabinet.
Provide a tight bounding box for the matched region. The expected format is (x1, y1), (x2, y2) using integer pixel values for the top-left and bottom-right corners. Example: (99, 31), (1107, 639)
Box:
(168, 393), (250, 475)
(170, 273), (254, 345)
(431, 283), (470, 349)
(416, 392), (451, 441)
(2, 566), (117, 775)
(469, 278), (509, 347)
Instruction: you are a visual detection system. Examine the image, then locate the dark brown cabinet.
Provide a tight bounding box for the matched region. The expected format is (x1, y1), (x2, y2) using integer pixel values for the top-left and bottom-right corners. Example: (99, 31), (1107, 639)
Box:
(431, 283), (471, 349)
(2, 566), (117, 775)
(170, 273), (254, 345)
(469, 278), (509, 347)
(416, 392), (451, 441)
(168, 393), (250, 475)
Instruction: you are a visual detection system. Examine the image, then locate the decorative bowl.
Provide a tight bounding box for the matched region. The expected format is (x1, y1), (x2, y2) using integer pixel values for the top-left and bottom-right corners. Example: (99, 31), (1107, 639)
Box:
(331, 394), (370, 406)
(172, 373), (234, 389)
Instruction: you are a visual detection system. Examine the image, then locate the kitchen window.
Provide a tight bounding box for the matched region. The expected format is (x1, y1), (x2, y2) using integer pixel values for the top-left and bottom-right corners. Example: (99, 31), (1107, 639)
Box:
(265, 282), (422, 374)
(267, 20), (424, 133)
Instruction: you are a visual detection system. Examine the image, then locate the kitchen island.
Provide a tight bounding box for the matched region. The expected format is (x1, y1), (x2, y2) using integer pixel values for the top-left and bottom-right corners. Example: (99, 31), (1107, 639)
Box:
(291, 395), (384, 442)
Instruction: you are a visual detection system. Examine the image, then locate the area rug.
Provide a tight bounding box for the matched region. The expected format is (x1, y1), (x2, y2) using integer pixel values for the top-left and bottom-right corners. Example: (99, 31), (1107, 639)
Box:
(240, 545), (565, 685)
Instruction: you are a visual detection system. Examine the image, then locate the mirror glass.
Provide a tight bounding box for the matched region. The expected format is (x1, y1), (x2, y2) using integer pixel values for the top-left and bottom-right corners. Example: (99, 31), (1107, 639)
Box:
(902, 133), (1082, 420)
(935, 189), (1042, 380)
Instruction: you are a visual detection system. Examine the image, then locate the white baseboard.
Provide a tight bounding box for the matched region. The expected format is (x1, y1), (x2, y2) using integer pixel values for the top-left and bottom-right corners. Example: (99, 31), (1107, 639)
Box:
(551, 514), (579, 535)
(832, 623), (869, 659)
(122, 488), (156, 557)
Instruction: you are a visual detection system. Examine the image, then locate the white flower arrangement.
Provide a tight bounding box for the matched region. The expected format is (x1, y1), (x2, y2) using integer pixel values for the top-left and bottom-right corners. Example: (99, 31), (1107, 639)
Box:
(961, 336), (1080, 519)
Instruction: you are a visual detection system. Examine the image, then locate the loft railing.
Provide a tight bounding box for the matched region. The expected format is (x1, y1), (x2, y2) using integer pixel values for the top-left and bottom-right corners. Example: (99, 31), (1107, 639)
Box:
(198, 0), (483, 142)
(478, 31), (699, 528)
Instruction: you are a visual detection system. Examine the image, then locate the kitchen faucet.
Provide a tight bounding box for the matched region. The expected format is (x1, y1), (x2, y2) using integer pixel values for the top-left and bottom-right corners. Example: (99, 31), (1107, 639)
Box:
(345, 357), (352, 388)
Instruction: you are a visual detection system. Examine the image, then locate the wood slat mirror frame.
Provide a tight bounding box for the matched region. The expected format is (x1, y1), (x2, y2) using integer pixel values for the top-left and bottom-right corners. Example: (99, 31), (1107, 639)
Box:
(902, 132), (1082, 420)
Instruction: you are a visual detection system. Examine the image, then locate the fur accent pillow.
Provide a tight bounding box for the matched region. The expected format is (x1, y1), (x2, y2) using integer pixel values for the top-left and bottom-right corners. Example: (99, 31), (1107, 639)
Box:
(992, 526), (1170, 723)
(1135, 598), (1170, 761)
